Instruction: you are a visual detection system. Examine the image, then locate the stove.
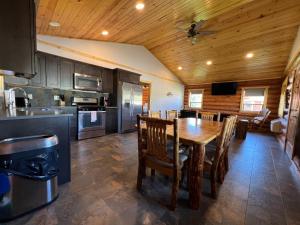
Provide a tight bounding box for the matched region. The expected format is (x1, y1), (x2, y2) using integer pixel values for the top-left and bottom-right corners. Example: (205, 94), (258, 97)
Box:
(72, 97), (106, 140)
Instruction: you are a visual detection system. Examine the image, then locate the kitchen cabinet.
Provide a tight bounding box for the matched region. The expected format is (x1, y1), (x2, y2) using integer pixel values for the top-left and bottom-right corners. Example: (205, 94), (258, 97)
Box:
(0, 0), (36, 76)
(116, 69), (140, 84)
(105, 107), (118, 134)
(46, 55), (60, 88)
(102, 69), (114, 93)
(60, 59), (74, 90)
(30, 53), (46, 87)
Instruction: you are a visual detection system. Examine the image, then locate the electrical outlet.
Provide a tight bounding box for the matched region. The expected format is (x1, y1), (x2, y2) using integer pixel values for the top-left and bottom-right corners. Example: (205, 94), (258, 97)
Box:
(27, 94), (33, 100)
(54, 95), (60, 101)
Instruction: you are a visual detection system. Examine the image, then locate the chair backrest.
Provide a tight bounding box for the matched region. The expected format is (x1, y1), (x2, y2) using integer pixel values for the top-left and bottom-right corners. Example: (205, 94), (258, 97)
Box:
(137, 115), (179, 166)
(149, 110), (162, 118)
(166, 110), (178, 120)
(201, 112), (214, 121)
(258, 108), (270, 117)
(254, 108), (271, 127)
(225, 115), (238, 145)
(212, 116), (236, 168)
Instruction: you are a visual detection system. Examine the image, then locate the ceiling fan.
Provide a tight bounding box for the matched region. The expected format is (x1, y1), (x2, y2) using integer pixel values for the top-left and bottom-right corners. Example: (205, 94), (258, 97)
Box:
(177, 19), (215, 45)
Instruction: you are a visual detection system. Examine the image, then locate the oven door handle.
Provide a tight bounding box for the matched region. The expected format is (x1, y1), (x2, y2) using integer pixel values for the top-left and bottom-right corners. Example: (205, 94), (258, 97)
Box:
(78, 111), (106, 113)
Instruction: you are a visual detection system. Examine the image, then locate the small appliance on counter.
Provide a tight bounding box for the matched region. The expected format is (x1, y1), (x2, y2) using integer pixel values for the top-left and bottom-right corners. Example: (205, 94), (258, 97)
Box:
(0, 134), (59, 222)
(72, 97), (106, 140)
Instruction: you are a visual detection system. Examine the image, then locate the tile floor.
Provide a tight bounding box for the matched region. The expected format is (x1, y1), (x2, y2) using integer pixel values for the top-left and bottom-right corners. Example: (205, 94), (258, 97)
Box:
(3, 132), (300, 225)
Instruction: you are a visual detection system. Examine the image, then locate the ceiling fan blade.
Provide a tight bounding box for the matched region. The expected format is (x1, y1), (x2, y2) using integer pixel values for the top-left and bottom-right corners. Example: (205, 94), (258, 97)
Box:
(175, 20), (190, 30)
(194, 20), (206, 31)
(197, 31), (215, 36)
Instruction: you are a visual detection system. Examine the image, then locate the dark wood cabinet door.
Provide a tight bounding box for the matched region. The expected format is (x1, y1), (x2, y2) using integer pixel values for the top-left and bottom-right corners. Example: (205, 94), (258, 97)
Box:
(102, 69), (114, 93)
(60, 59), (74, 90)
(46, 55), (60, 88)
(117, 69), (140, 84)
(106, 108), (118, 133)
(30, 53), (46, 87)
(0, 0), (35, 75)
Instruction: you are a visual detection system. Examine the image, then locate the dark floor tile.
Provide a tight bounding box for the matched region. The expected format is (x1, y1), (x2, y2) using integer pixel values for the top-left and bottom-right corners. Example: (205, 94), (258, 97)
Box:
(2, 132), (300, 225)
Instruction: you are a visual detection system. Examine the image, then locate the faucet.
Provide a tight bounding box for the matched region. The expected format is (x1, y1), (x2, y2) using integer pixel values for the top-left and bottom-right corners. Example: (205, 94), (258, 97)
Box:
(8, 87), (29, 108)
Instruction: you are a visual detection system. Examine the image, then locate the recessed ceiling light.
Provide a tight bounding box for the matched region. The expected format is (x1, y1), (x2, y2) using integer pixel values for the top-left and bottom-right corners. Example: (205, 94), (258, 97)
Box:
(49, 21), (60, 27)
(178, 66), (183, 70)
(206, 61), (212, 65)
(135, 2), (145, 10)
(101, 30), (109, 36)
(246, 52), (254, 58)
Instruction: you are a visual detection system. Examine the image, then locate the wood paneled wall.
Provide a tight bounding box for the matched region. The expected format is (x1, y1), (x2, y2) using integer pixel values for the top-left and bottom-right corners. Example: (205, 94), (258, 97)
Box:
(184, 79), (282, 120)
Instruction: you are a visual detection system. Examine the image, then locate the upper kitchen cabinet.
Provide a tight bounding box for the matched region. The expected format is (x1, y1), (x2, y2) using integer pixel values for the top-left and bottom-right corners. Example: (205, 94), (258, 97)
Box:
(74, 62), (102, 77)
(115, 69), (141, 85)
(30, 53), (46, 87)
(102, 69), (114, 93)
(0, 0), (36, 77)
(46, 55), (60, 89)
(60, 59), (74, 90)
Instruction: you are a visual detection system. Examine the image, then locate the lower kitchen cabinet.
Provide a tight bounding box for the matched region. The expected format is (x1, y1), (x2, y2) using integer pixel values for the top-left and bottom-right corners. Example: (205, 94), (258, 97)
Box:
(105, 107), (118, 134)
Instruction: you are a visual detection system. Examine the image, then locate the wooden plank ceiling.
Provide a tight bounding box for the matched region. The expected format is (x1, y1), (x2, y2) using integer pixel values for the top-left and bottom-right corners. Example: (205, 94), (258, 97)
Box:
(37, 0), (300, 85)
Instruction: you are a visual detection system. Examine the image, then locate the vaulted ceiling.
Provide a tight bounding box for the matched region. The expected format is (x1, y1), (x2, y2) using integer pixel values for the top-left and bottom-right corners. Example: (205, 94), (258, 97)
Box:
(37, 0), (300, 85)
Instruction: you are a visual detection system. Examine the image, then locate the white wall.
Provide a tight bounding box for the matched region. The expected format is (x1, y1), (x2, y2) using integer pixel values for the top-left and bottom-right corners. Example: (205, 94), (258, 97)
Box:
(37, 35), (184, 111)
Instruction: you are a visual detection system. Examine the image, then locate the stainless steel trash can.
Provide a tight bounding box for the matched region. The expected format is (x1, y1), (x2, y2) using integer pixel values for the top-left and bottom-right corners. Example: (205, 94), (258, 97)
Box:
(0, 134), (59, 222)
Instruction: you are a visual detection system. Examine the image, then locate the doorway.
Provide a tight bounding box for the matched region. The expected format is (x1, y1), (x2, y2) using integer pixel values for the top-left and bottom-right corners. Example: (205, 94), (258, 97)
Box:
(141, 82), (151, 115)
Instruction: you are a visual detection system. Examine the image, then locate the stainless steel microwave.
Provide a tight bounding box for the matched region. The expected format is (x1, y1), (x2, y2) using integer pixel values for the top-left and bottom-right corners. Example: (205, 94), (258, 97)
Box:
(74, 73), (102, 92)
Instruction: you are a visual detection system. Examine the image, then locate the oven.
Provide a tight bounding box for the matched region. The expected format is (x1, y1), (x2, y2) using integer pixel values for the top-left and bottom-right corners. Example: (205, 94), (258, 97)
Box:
(74, 73), (102, 92)
(78, 110), (106, 140)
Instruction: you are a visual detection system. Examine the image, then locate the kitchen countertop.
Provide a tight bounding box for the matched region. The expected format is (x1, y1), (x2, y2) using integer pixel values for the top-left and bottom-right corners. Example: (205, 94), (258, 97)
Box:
(0, 107), (74, 121)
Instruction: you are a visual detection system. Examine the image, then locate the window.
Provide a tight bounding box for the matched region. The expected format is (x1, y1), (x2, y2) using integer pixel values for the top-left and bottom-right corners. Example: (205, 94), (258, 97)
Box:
(189, 89), (203, 109)
(241, 87), (268, 112)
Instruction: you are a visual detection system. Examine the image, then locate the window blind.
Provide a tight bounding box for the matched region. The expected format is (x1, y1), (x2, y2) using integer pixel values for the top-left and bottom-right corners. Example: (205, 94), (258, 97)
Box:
(244, 88), (265, 97)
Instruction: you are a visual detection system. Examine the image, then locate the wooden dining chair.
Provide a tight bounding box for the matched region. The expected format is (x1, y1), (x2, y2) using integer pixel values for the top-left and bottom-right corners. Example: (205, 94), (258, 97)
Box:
(136, 115), (188, 210)
(203, 116), (235, 198)
(218, 115), (238, 182)
(201, 112), (215, 121)
(149, 110), (162, 118)
(166, 110), (178, 120)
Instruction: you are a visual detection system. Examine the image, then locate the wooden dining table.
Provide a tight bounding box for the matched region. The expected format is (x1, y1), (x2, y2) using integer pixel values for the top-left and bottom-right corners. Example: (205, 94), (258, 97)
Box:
(141, 117), (223, 209)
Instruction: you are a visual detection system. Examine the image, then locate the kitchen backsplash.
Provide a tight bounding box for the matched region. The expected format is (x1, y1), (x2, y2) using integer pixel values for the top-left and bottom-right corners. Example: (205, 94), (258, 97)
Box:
(5, 84), (101, 107)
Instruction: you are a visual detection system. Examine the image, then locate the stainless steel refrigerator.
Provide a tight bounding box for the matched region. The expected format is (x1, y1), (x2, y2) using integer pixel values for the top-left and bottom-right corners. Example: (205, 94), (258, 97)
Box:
(118, 82), (143, 133)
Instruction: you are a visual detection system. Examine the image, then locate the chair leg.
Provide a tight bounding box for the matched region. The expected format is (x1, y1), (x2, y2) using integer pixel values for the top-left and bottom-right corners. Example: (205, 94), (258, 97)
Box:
(180, 162), (187, 187)
(151, 169), (156, 177)
(224, 152), (229, 172)
(210, 169), (217, 198)
(170, 173), (179, 211)
(137, 163), (144, 191)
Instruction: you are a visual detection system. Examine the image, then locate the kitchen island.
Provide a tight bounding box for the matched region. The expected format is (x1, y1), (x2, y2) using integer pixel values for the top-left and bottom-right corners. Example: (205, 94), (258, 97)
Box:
(0, 108), (73, 185)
